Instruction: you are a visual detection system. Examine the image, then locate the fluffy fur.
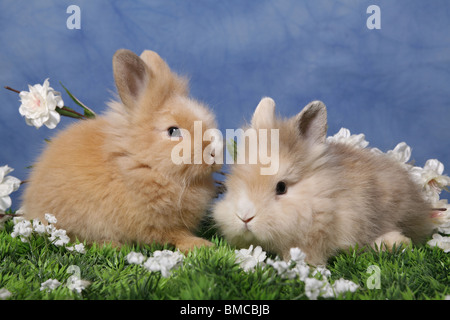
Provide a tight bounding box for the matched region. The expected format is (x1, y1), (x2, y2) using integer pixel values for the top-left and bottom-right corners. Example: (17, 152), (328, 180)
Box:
(213, 97), (434, 265)
(23, 49), (221, 252)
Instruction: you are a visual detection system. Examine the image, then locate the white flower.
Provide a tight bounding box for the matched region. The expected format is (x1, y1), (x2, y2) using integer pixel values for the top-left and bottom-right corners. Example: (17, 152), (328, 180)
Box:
(235, 245), (267, 272)
(304, 278), (328, 300)
(267, 257), (310, 280)
(386, 142), (412, 164)
(9, 212), (87, 253)
(326, 128), (369, 149)
(49, 228), (70, 247)
(0, 288), (12, 300)
(19, 78), (63, 129)
(427, 233), (450, 253)
(304, 277), (359, 300)
(11, 219), (33, 242)
(267, 247), (310, 280)
(67, 275), (90, 294)
(40, 279), (61, 292)
(410, 159), (450, 205)
(32, 219), (47, 235)
(13, 216), (25, 224)
(289, 247), (306, 263)
(292, 264), (311, 281)
(126, 252), (146, 265)
(73, 243), (86, 253)
(266, 259), (292, 277)
(332, 278), (359, 296)
(143, 257), (169, 276)
(44, 213), (58, 224)
(312, 265), (331, 279)
(0, 165), (21, 211)
(66, 243), (86, 254)
(46, 224), (56, 234)
(143, 250), (184, 277)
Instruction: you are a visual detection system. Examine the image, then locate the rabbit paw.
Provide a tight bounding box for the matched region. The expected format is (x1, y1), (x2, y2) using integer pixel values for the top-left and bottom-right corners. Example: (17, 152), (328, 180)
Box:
(373, 231), (411, 251)
(175, 236), (214, 254)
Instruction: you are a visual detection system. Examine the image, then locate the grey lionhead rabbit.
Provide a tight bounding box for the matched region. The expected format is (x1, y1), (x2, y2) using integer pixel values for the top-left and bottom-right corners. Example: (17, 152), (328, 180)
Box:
(23, 49), (221, 252)
(214, 97), (434, 265)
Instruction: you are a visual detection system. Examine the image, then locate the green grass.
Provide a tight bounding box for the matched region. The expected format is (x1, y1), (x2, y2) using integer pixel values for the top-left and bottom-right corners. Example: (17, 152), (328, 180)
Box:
(0, 217), (449, 300)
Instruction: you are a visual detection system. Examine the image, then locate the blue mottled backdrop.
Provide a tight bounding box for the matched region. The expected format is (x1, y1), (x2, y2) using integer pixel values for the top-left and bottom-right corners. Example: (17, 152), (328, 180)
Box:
(1, 0), (449, 210)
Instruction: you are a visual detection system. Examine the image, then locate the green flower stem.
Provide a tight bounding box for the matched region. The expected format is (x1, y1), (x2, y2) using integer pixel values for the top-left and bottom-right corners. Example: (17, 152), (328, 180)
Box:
(60, 82), (96, 119)
(57, 106), (87, 120)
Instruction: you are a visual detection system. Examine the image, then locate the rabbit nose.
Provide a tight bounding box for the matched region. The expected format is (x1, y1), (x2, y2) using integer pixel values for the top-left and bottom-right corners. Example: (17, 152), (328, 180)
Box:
(239, 215), (255, 224)
(243, 216), (254, 224)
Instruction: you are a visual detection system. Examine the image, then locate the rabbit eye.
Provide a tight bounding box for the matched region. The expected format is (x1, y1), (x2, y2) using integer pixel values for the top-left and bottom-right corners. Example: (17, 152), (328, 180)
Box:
(275, 181), (287, 195)
(168, 127), (182, 138)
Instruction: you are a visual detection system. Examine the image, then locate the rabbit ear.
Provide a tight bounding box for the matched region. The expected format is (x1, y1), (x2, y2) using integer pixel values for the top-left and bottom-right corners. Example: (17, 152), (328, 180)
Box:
(296, 100), (327, 143)
(113, 49), (150, 109)
(251, 97), (276, 128)
(139, 50), (171, 76)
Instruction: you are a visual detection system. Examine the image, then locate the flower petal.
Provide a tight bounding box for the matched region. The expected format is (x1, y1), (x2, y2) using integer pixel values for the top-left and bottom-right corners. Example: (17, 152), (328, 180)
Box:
(0, 196), (12, 211)
(425, 159), (444, 175)
(44, 111), (61, 129)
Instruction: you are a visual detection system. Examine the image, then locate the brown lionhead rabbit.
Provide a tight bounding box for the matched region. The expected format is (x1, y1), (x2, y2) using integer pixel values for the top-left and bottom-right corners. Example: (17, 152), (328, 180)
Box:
(213, 97), (434, 265)
(23, 49), (221, 252)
